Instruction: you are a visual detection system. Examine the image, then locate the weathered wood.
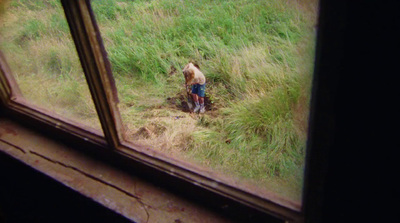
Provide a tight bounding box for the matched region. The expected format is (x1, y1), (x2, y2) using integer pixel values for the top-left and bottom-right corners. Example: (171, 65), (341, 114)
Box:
(60, 0), (124, 149)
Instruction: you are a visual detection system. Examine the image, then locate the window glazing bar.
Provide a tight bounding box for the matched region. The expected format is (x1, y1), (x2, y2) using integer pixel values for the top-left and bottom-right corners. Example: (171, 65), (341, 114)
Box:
(0, 52), (21, 106)
(60, 0), (124, 149)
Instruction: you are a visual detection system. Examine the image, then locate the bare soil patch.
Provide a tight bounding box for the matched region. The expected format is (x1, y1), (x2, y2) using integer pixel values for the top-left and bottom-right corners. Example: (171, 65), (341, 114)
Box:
(132, 122), (167, 140)
(166, 92), (217, 113)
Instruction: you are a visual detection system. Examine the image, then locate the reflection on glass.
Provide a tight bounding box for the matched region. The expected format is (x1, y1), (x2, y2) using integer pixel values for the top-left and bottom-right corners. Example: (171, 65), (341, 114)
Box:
(0, 0), (103, 132)
(92, 0), (318, 203)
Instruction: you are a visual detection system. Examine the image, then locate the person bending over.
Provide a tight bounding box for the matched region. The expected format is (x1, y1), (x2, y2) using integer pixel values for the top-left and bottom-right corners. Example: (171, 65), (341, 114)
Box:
(182, 62), (206, 113)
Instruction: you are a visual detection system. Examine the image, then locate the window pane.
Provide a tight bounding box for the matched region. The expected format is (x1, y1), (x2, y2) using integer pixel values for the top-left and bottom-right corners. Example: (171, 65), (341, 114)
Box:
(0, 0), (103, 132)
(92, 0), (317, 203)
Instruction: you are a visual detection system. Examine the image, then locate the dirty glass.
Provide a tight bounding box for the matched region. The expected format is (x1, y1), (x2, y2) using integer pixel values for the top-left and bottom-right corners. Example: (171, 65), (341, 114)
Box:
(92, 0), (318, 204)
(0, 0), (103, 132)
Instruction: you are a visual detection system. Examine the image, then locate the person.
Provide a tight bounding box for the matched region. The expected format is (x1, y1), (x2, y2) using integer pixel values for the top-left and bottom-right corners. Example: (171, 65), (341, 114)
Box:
(182, 62), (206, 113)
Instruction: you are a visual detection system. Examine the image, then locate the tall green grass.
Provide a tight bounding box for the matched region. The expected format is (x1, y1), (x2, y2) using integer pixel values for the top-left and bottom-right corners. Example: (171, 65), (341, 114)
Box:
(90, 0), (316, 200)
(0, 0), (101, 129)
(1, 0), (317, 201)
(91, 0), (305, 82)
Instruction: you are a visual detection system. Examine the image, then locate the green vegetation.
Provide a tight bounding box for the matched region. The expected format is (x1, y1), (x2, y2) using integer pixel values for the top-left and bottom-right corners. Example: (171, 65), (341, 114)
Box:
(0, 0), (318, 201)
(0, 0), (100, 128)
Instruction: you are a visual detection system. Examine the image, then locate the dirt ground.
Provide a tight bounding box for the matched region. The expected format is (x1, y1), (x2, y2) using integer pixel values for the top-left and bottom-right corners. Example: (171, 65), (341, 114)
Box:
(122, 90), (220, 159)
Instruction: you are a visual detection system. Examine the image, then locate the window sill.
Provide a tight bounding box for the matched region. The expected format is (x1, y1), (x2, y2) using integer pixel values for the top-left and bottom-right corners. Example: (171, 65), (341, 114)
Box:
(0, 117), (241, 223)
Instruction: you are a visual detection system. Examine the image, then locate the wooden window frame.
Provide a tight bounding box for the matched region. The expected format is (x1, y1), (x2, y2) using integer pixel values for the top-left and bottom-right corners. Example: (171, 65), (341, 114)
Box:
(0, 0), (330, 222)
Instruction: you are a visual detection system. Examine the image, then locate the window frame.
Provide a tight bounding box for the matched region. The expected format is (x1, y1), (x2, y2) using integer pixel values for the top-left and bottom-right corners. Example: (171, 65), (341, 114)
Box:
(0, 52), (106, 148)
(0, 0), (319, 222)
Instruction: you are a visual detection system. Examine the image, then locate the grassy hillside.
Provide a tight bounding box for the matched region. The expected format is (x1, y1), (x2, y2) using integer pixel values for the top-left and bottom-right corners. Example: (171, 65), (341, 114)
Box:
(0, 0), (101, 129)
(0, 0), (318, 201)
